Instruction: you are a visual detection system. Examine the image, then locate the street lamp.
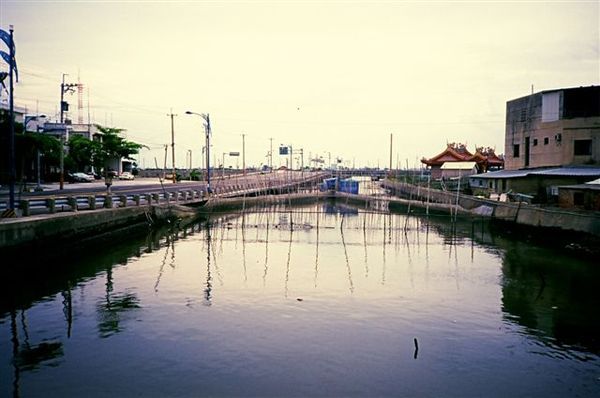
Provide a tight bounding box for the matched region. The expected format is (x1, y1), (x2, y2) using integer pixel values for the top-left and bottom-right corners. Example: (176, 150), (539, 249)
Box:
(186, 111), (212, 193)
(187, 149), (192, 180)
(201, 145), (206, 182)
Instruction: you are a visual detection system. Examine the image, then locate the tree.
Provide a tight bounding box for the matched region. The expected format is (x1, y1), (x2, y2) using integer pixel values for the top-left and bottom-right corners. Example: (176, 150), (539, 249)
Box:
(16, 132), (62, 181)
(1, 110), (61, 183)
(67, 134), (100, 173)
(66, 125), (145, 176)
(94, 125), (145, 176)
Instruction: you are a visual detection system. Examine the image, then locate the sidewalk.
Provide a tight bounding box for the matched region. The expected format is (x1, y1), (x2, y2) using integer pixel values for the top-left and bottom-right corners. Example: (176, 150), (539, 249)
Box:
(0, 182), (54, 195)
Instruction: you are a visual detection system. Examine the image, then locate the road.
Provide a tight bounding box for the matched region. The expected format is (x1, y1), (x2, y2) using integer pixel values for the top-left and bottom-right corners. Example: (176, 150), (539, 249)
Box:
(1, 170), (327, 204)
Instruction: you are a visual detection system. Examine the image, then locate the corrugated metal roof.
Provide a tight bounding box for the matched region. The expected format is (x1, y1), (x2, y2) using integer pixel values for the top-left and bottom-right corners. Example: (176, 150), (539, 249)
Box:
(468, 169), (530, 179)
(530, 167), (600, 177)
(469, 167), (600, 179)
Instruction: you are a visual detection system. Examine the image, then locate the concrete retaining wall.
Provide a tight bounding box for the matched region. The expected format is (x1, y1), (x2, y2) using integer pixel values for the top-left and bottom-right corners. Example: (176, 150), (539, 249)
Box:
(382, 180), (600, 236)
(0, 206), (153, 250)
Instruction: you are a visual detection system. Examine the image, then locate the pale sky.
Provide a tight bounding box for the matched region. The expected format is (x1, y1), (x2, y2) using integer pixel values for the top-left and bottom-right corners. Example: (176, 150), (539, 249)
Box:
(1, 1), (598, 170)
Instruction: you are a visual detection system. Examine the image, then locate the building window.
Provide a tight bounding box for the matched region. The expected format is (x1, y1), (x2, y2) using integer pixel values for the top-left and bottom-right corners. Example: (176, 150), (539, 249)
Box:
(519, 109), (527, 122)
(533, 138), (538, 146)
(574, 139), (592, 156)
(513, 144), (520, 158)
(544, 137), (549, 145)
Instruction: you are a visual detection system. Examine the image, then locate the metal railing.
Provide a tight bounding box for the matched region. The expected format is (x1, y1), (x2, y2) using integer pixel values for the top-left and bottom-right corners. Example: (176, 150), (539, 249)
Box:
(0, 189), (208, 217)
(0, 172), (328, 217)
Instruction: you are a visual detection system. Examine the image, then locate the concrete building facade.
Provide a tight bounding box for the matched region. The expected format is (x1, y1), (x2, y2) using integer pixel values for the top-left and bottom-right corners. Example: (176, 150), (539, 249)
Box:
(504, 86), (600, 170)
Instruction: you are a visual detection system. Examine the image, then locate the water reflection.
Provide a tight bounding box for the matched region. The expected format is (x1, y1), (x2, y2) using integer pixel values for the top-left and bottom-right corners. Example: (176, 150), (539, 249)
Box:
(424, 215), (600, 356)
(97, 267), (141, 338)
(501, 243), (600, 356)
(1, 203), (599, 397)
(204, 221), (213, 306)
(8, 309), (64, 398)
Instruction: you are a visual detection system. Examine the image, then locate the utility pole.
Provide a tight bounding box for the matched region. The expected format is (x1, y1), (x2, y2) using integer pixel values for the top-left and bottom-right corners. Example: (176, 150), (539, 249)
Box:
(59, 74), (77, 190)
(389, 133), (393, 177)
(204, 113), (212, 192)
(269, 137), (273, 171)
(167, 109), (177, 183)
(163, 144), (168, 181)
(242, 133), (246, 176)
(222, 152), (226, 179)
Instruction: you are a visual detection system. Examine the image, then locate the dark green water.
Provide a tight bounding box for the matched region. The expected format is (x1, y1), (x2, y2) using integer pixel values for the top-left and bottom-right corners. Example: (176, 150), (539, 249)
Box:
(1, 202), (599, 397)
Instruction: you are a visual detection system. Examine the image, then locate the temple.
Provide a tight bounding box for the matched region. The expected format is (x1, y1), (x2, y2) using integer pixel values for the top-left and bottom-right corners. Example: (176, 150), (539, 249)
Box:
(421, 143), (504, 179)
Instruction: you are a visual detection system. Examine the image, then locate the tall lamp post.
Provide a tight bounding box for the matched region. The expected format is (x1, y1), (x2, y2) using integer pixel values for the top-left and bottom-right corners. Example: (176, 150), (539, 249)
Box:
(187, 149), (192, 180)
(186, 111), (211, 193)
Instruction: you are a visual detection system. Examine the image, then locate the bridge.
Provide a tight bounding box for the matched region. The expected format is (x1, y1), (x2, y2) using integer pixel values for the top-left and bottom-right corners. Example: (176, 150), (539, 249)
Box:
(328, 168), (389, 180)
(0, 170), (330, 217)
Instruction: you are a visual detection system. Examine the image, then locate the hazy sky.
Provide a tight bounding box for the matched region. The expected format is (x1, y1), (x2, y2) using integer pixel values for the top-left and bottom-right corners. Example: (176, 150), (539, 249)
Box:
(1, 1), (598, 169)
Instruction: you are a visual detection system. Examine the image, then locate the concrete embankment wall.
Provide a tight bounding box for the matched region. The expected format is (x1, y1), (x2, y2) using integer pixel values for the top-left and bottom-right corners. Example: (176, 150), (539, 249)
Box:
(381, 180), (600, 237)
(0, 192), (334, 250)
(200, 192), (333, 212)
(0, 206), (155, 250)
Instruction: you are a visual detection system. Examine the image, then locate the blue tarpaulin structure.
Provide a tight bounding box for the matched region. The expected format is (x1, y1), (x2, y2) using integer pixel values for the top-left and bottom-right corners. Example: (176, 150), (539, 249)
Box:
(320, 177), (359, 194)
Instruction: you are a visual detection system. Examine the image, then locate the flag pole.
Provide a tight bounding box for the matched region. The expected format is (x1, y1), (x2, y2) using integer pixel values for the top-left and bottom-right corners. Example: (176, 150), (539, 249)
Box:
(8, 25), (15, 210)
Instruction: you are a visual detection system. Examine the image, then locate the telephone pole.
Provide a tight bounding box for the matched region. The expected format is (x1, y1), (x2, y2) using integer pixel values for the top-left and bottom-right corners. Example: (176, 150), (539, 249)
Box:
(59, 74), (77, 190)
(389, 133), (393, 175)
(163, 144), (168, 181)
(168, 109), (177, 183)
(269, 137), (273, 171)
(242, 133), (246, 176)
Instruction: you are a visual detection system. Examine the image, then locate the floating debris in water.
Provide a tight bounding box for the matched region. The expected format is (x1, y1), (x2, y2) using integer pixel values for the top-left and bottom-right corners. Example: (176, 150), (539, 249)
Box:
(413, 337), (419, 359)
(296, 298), (304, 302)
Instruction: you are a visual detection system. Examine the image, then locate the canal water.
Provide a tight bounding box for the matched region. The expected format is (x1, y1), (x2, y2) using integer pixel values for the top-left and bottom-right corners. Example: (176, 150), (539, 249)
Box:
(1, 201), (599, 397)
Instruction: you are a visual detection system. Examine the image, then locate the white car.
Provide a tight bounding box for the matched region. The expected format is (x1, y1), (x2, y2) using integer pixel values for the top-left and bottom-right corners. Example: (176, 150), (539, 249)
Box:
(119, 172), (135, 180)
(69, 172), (95, 183)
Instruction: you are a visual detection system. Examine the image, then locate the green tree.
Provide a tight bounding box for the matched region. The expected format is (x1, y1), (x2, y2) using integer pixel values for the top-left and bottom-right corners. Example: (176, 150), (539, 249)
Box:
(17, 132), (62, 180)
(65, 125), (145, 177)
(1, 110), (61, 183)
(94, 125), (145, 176)
(67, 134), (100, 173)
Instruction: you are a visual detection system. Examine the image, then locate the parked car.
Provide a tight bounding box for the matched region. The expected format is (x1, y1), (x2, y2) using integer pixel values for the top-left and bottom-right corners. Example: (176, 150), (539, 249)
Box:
(119, 172), (135, 180)
(87, 172), (102, 180)
(68, 172), (95, 183)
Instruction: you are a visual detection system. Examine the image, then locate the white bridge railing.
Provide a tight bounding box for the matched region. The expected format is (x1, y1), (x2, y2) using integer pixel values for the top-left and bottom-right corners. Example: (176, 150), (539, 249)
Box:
(0, 172), (328, 217)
